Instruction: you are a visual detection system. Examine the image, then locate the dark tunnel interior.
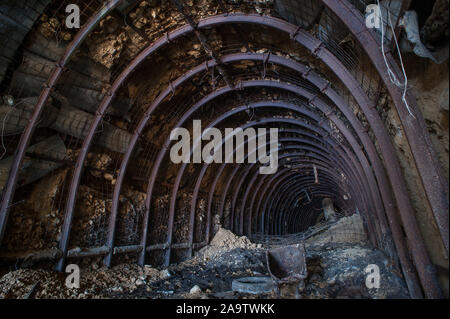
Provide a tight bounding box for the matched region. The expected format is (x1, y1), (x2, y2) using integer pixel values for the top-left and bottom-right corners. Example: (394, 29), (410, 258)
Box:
(0, 0), (448, 299)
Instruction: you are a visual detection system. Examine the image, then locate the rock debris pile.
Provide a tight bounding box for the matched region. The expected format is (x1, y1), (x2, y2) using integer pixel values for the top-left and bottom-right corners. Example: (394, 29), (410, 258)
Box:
(0, 221), (409, 299)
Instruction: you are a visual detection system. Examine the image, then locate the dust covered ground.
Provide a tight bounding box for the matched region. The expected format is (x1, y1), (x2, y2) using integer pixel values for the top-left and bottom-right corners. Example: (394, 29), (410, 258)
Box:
(0, 225), (409, 299)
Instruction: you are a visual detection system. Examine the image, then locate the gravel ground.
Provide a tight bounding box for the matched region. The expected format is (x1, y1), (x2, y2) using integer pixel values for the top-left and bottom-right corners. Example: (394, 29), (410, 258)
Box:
(0, 226), (409, 299)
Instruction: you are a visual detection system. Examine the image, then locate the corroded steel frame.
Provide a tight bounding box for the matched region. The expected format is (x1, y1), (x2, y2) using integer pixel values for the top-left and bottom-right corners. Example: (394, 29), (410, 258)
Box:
(0, 5), (441, 298)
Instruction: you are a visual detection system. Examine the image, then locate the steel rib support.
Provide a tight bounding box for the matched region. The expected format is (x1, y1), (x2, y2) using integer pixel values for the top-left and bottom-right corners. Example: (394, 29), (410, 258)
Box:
(145, 95), (363, 266)
(260, 172), (371, 239)
(269, 175), (343, 235)
(268, 179), (343, 235)
(231, 144), (365, 236)
(276, 183), (333, 235)
(28, 14), (431, 296)
(274, 184), (336, 235)
(0, 0), (122, 248)
(323, 0), (448, 256)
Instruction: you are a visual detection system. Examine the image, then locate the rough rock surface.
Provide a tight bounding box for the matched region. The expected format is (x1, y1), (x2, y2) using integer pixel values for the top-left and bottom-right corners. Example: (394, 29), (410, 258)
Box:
(0, 222), (408, 299)
(306, 214), (367, 245)
(196, 227), (260, 261)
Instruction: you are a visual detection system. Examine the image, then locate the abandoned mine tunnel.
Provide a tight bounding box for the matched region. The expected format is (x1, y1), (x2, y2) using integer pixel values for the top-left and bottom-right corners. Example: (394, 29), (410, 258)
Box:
(0, 0), (448, 299)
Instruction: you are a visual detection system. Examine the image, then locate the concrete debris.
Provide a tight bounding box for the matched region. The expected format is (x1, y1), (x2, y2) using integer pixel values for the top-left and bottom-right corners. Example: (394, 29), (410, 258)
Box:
(306, 214), (367, 246)
(196, 227), (259, 261)
(189, 285), (202, 294)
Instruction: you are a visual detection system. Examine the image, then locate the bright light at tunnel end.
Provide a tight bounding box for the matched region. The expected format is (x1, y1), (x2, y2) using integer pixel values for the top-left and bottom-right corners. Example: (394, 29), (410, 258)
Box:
(170, 120), (279, 175)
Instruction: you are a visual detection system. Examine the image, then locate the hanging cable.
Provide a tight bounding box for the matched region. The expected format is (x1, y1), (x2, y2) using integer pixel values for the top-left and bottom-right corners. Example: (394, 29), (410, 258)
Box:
(377, 0), (415, 118)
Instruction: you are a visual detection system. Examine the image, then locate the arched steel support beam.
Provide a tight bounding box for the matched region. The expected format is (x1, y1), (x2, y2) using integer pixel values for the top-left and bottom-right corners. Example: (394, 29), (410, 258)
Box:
(258, 171), (370, 239)
(268, 174), (343, 235)
(277, 183), (339, 235)
(140, 85), (371, 267)
(268, 178), (342, 235)
(21, 13), (429, 297)
(323, 0), (448, 256)
(273, 184), (337, 235)
(0, 0), (122, 246)
(227, 141), (367, 236)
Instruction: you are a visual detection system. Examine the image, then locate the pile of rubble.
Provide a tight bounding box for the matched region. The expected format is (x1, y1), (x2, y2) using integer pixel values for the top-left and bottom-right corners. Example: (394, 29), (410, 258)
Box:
(0, 223), (409, 299)
(306, 214), (367, 246)
(0, 263), (170, 299)
(196, 227), (262, 261)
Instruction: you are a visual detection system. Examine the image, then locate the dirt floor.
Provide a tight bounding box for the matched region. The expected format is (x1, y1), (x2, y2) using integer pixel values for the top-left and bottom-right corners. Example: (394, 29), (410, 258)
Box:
(0, 222), (409, 299)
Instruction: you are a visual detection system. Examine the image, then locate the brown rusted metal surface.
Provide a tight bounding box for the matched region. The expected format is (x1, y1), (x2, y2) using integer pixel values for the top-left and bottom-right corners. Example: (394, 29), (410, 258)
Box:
(0, 0), (122, 249)
(266, 244), (307, 297)
(0, 8), (433, 298)
(322, 0), (444, 298)
(174, 103), (371, 238)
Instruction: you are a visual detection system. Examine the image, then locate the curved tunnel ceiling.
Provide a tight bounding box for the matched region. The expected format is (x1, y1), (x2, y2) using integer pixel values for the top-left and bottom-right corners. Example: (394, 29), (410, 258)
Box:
(0, 0), (448, 299)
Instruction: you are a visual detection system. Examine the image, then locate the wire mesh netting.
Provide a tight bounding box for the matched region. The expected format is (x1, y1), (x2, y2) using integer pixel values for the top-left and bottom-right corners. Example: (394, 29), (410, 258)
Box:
(0, 0), (400, 268)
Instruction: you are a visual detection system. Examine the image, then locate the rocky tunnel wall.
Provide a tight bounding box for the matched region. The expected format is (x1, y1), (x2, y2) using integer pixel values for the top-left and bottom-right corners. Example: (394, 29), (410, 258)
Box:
(0, 0), (448, 298)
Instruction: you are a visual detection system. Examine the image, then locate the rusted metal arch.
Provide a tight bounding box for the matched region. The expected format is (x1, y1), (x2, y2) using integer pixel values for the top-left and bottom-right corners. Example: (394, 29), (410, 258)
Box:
(177, 129), (355, 260)
(174, 94), (386, 248)
(206, 123), (368, 236)
(258, 172), (367, 237)
(141, 81), (369, 267)
(266, 175), (343, 235)
(254, 169), (341, 235)
(259, 166), (369, 237)
(270, 135), (380, 238)
(247, 8), (444, 295)
(282, 181), (338, 236)
(0, 0), (122, 245)
(118, 65), (426, 300)
(239, 133), (378, 237)
(241, 161), (336, 236)
(184, 134), (335, 255)
(236, 153), (344, 236)
(220, 133), (358, 233)
(155, 90), (380, 245)
(185, 113), (338, 251)
(229, 152), (345, 234)
(274, 182), (338, 236)
(255, 165), (374, 241)
(277, 176), (349, 236)
(45, 18), (364, 269)
(223, 52), (424, 296)
(278, 180), (352, 235)
(286, 192), (347, 236)
(103, 57), (329, 266)
(231, 13), (442, 297)
(168, 101), (337, 240)
(0, 4), (431, 297)
(47, 46), (351, 270)
(276, 161), (355, 235)
(146, 107), (356, 264)
(271, 180), (340, 232)
(227, 137), (370, 236)
(282, 186), (338, 235)
(323, 0), (448, 255)
(25, 13), (433, 296)
(200, 134), (359, 244)
(250, 138), (376, 237)
(230, 97), (423, 296)
(241, 153), (349, 231)
(251, 170), (342, 235)
(254, 168), (354, 235)
(267, 171), (344, 236)
(154, 95), (352, 248)
(282, 185), (345, 236)
(246, 156), (344, 236)
(271, 183), (337, 236)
